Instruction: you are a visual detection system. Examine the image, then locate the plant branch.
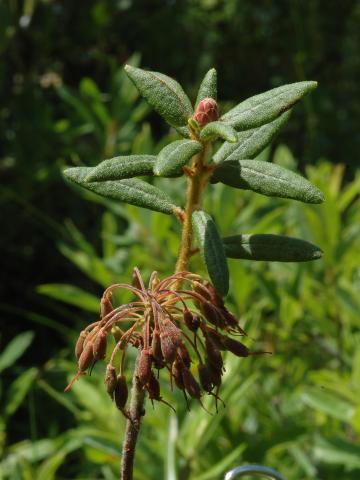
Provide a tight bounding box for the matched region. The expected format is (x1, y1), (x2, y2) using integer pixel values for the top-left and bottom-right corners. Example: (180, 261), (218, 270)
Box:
(121, 354), (145, 480)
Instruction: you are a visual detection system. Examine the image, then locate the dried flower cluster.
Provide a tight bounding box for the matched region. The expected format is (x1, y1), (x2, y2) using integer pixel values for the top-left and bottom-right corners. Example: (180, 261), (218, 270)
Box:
(65, 268), (260, 414)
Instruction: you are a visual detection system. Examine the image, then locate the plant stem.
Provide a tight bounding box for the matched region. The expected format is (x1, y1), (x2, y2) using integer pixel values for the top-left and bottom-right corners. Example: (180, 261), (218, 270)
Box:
(121, 356), (145, 480)
(175, 145), (209, 274)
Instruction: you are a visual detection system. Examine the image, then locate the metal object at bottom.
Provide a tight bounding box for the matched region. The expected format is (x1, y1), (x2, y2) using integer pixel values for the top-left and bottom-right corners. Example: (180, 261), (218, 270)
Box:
(224, 465), (287, 480)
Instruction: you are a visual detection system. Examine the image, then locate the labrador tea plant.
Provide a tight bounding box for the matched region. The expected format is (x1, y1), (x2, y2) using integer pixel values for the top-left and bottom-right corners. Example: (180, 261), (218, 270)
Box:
(63, 65), (324, 479)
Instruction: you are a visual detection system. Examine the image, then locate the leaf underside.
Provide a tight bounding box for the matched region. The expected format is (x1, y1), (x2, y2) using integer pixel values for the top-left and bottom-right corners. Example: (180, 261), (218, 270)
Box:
(192, 210), (229, 296)
(63, 167), (178, 214)
(223, 234), (323, 262)
(212, 159), (324, 204)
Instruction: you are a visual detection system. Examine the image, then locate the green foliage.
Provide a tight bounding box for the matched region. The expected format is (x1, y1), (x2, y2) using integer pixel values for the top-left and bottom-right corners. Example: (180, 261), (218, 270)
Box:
(86, 155), (156, 182)
(212, 159), (324, 203)
(124, 65), (193, 128)
(154, 140), (202, 177)
(221, 81), (317, 130)
(195, 68), (218, 106)
(192, 210), (229, 296)
(223, 234), (323, 262)
(199, 121), (237, 142)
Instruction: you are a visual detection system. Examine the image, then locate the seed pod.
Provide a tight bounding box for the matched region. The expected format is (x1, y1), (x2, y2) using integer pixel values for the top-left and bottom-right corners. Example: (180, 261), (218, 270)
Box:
(207, 361), (222, 387)
(114, 374), (128, 411)
(93, 330), (107, 360)
(78, 341), (94, 372)
(222, 337), (249, 357)
(132, 268), (142, 290)
(205, 336), (223, 371)
(75, 330), (87, 359)
(111, 326), (123, 343)
(162, 318), (182, 347)
(177, 342), (191, 368)
(198, 363), (213, 393)
(151, 329), (164, 363)
(204, 281), (225, 308)
(203, 327), (226, 351)
(184, 309), (200, 332)
(193, 97), (219, 127)
(137, 349), (152, 386)
(173, 360), (185, 390)
(192, 281), (212, 301)
(147, 371), (161, 400)
(160, 333), (177, 364)
(219, 308), (239, 329)
(100, 293), (113, 319)
(104, 364), (117, 399)
(201, 302), (225, 329)
(182, 367), (201, 399)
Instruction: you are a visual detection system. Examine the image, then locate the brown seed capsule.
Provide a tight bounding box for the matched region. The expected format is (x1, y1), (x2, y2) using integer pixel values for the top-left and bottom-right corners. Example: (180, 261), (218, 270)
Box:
(104, 364), (117, 399)
(92, 330), (107, 360)
(162, 318), (182, 347)
(222, 337), (249, 357)
(192, 281), (212, 301)
(206, 361), (222, 387)
(182, 367), (201, 399)
(198, 363), (213, 393)
(177, 342), (191, 368)
(114, 374), (128, 411)
(78, 341), (94, 372)
(75, 330), (87, 359)
(137, 349), (152, 386)
(205, 336), (223, 371)
(147, 371), (161, 400)
(100, 293), (113, 319)
(204, 281), (225, 309)
(160, 333), (177, 364)
(184, 309), (200, 332)
(151, 328), (164, 366)
(201, 302), (225, 329)
(172, 360), (185, 390)
(193, 97), (219, 127)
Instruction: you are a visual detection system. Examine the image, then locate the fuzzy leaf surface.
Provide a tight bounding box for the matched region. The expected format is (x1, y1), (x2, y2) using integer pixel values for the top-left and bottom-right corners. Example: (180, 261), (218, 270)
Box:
(221, 81), (317, 130)
(213, 110), (291, 164)
(124, 65), (193, 127)
(223, 234), (323, 262)
(195, 68), (217, 106)
(192, 210), (229, 296)
(200, 121), (237, 143)
(154, 140), (203, 177)
(212, 159), (324, 204)
(63, 167), (178, 214)
(86, 155), (156, 182)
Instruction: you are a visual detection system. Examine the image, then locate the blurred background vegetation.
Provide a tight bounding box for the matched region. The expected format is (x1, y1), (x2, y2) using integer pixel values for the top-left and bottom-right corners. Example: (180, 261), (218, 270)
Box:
(1, 1), (360, 479)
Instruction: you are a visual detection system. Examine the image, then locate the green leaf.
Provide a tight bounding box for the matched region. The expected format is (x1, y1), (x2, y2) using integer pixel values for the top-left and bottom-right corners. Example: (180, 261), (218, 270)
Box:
(175, 125), (191, 138)
(192, 210), (229, 296)
(213, 110), (291, 164)
(223, 234), (323, 262)
(195, 68), (217, 106)
(212, 159), (324, 203)
(0, 331), (34, 373)
(85, 155), (156, 182)
(154, 139), (202, 177)
(199, 121), (237, 143)
(314, 437), (360, 470)
(63, 167), (179, 215)
(124, 65), (193, 127)
(301, 388), (355, 422)
(5, 368), (38, 418)
(221, 81), (317, 130)
(37, 283), (100, 313)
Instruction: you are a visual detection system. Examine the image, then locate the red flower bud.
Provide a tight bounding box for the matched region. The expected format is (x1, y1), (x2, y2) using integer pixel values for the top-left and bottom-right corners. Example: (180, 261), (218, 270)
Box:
(114, 374), (128, 411)
(193, 97), (219, 127)
(93, 330), (107, 360)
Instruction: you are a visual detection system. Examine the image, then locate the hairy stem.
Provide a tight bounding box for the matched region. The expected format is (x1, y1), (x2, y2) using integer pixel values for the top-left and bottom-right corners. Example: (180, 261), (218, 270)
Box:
(121, 355), (145, 480)
(175, 144), (209, 274)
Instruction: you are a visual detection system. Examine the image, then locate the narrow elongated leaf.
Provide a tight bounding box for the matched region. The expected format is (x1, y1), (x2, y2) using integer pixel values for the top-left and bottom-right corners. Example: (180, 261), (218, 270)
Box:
(154, 140), (202, 177)
(199, 121), (237, 143)
(0, 331), (34, 373)
(212, 159), (324, 203)
(5, 368), (38, 417)
(195, 68), (217, 106)
(223, 234), (323, 262)
(63, 167), (178, 214)
(124, 65), (193, 127)
(86, 155), (156, 182)
(37, 284), (100, 312)
(175, 126), (191, 138)
(302, 388), (354, 422)
(221, 81), (317, 130)
(213, 110), (291, 164)
(192, 210), (229, 296)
